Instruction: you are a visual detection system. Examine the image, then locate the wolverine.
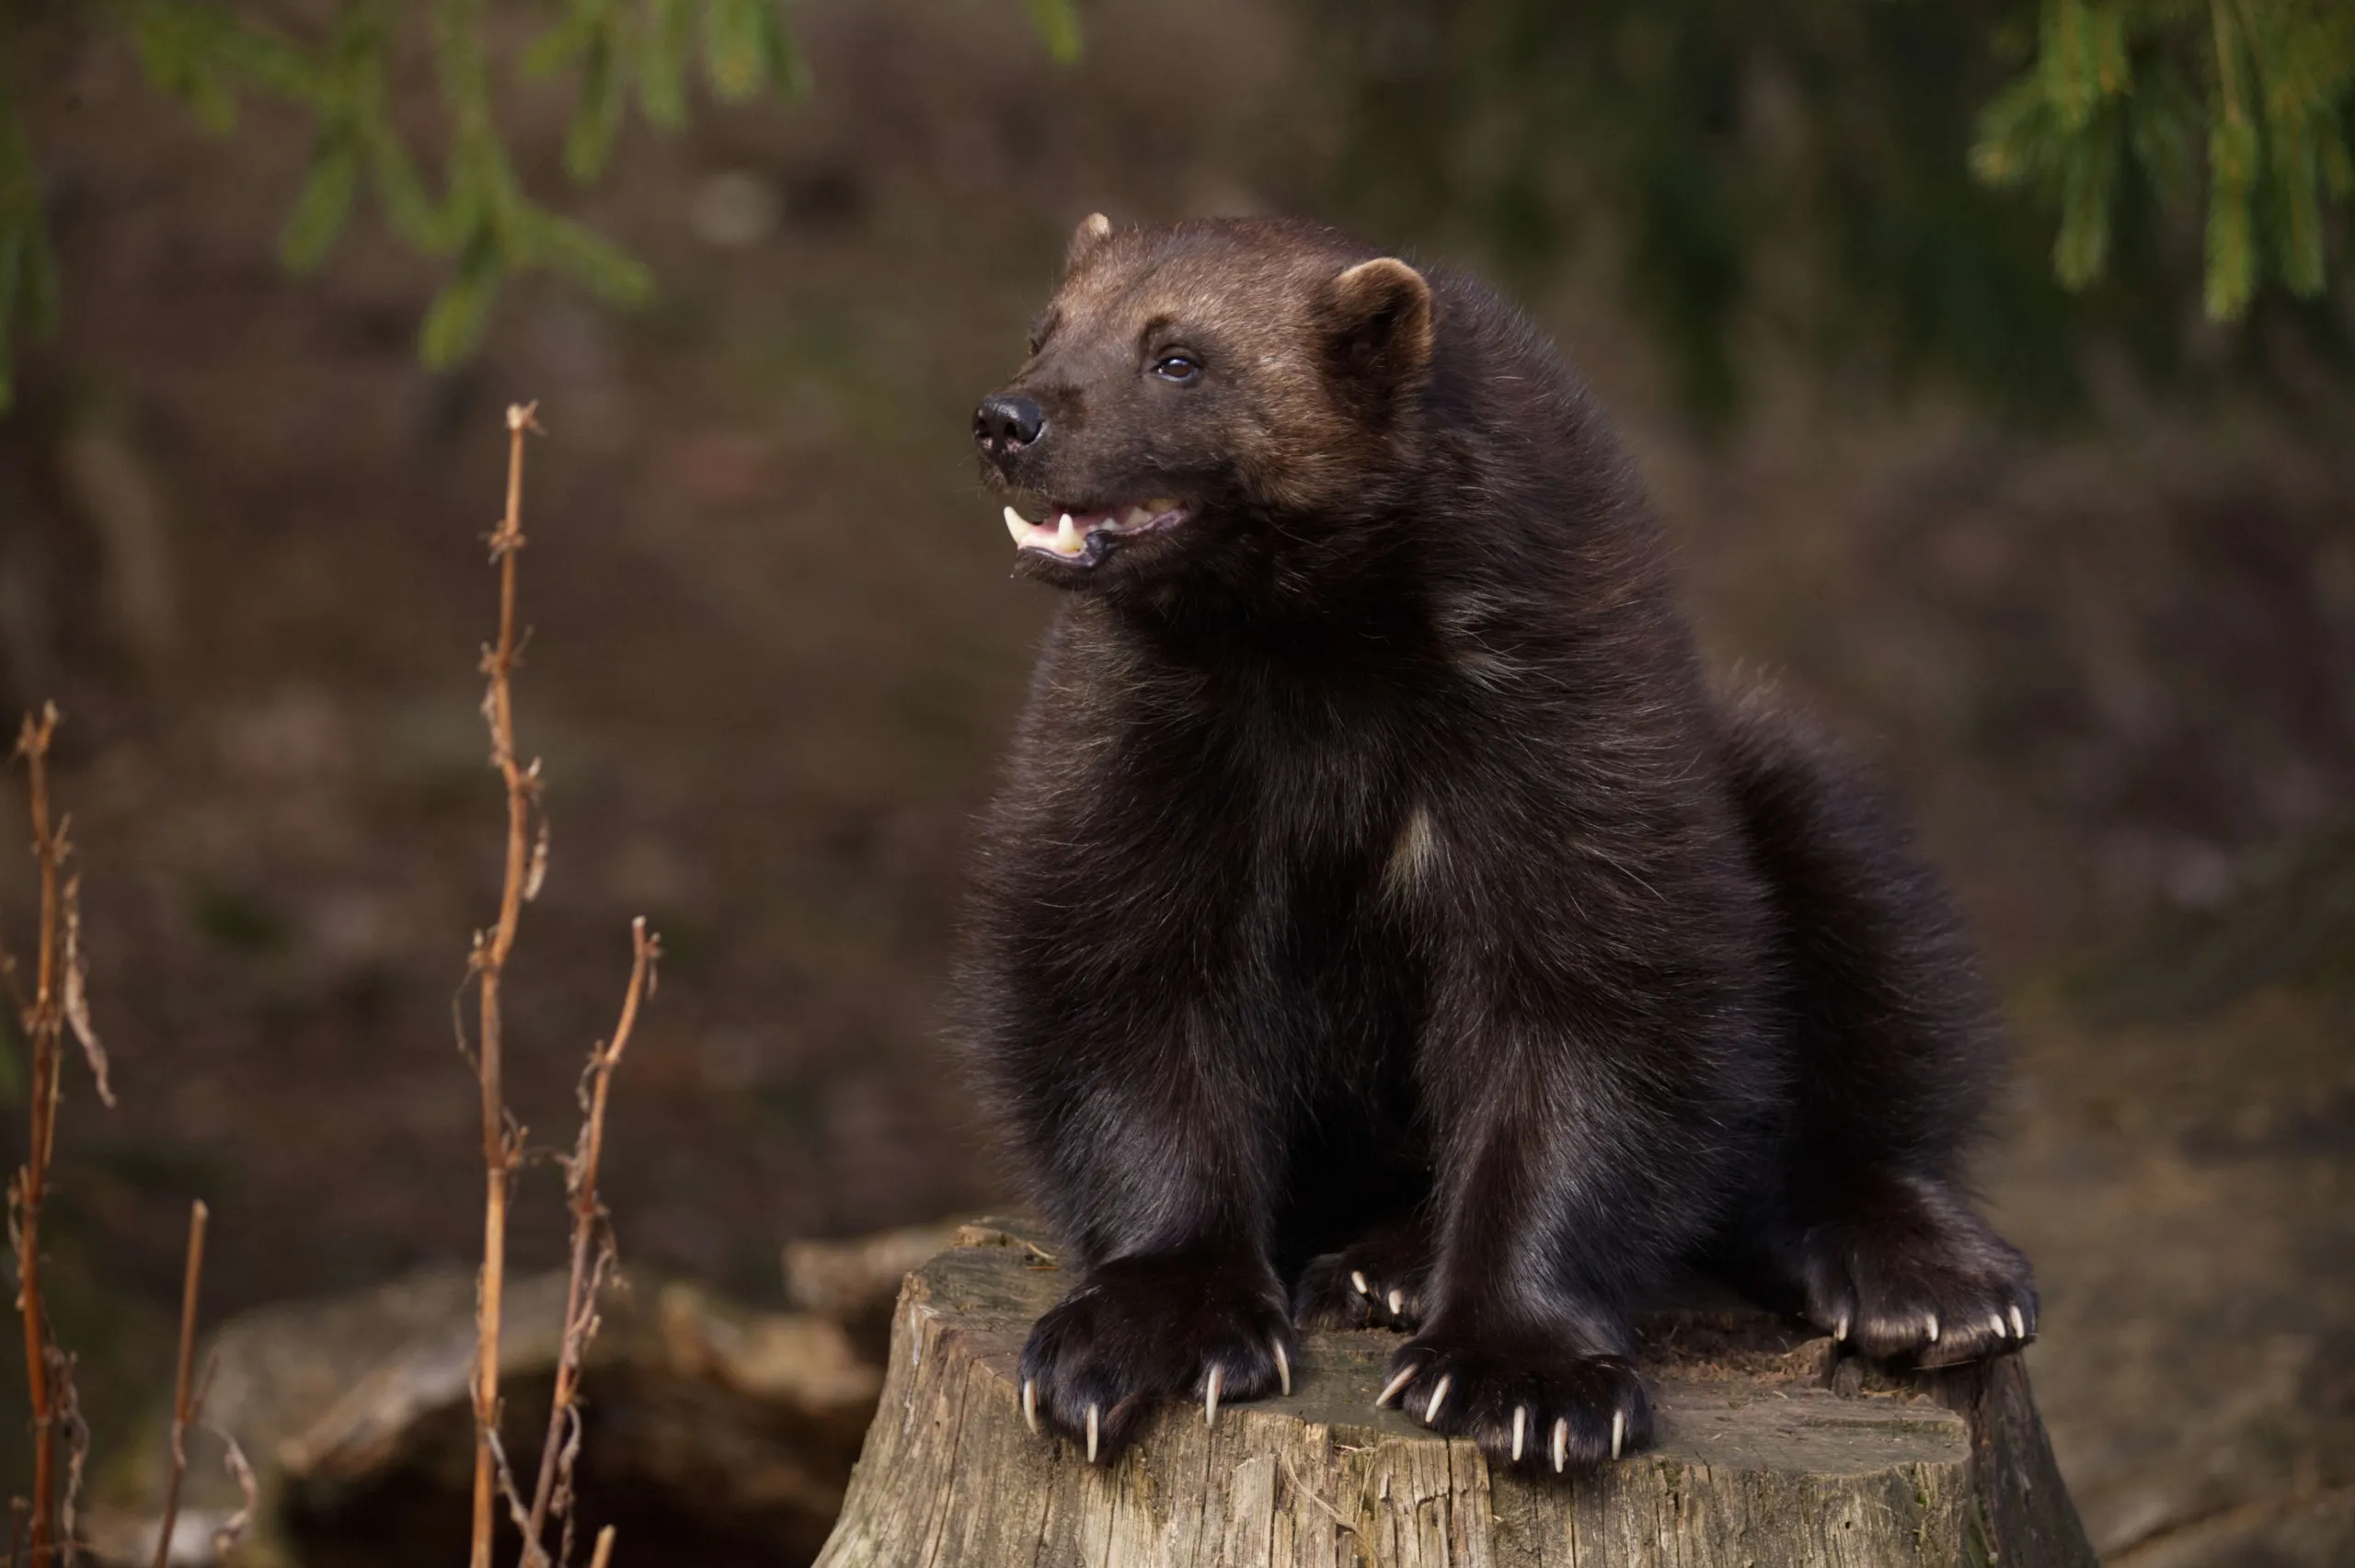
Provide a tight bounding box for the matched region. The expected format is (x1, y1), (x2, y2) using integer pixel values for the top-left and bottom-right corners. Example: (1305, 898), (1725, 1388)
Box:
(956, 212), (2035, 1478)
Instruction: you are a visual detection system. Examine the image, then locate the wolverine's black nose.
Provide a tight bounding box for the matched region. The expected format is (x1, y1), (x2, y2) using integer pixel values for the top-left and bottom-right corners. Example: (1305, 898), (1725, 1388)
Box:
(974, 393), (1046, 455)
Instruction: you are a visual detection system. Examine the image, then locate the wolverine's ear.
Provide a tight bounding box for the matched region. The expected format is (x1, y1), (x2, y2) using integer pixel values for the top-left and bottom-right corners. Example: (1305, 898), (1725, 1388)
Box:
(1325, 257), (1434, 395)
(1066, 212), (1114, 273)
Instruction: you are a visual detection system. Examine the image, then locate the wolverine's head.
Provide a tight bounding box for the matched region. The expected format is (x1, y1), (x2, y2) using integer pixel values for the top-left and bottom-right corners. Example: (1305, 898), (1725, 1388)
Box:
(972, 215), (1435, 594)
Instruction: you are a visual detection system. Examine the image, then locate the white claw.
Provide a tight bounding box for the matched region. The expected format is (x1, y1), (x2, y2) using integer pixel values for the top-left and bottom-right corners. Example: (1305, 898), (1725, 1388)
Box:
(1056, 512), (1081, 554)
(1205, 1365), (1223, 1427)
(1551, 1417), (1569, 1474)
(2009, 1305), (2028, 1340)
(1991, 1312), (2008, 1340)
(1611, 1409), (1626, 1461)
(1511, 1405), (1527, 1462)
(1834, 1314), (1850, 1342)
(1925, 1313), (1940, 1344)
(1273, 1340), (1292, 1396)
(1086, 1403), (1100, 1464)
(1022, 1379), (1039, 1436)
(1376, 1366), (1417, 1408)
(1004, 505), (1028, 546)
(1423, 1375), (1452, 1425)
(1387, 1288), (1405, 1317)
(1350, 1270), (1369, 1297)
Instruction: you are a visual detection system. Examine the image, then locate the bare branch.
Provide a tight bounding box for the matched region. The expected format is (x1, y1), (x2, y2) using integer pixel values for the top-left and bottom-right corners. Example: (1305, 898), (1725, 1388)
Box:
(523, 919), (660, 1565)
(469, 404), (540, 1568)
(206, 1432), (255, 1560)
(150, 1202), (209, 1568)
(10, 702), (63, 1564)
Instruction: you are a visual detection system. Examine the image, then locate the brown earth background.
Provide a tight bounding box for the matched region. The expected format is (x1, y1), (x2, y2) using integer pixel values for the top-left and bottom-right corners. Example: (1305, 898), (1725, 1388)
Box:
(3, 1), (2352, 1562)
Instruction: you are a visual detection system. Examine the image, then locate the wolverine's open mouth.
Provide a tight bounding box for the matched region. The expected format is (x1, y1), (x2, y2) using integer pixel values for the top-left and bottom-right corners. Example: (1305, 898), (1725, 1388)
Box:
(1001, 498), (1188, 565)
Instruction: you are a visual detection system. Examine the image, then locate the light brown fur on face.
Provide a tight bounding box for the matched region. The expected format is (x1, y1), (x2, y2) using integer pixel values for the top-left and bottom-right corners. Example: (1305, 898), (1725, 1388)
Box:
(986, 216), (1435, 531)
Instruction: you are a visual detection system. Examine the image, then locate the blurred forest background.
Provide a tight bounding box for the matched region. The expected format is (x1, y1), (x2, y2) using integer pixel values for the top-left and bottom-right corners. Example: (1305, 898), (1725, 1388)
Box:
(0, 0), (2351, 1563)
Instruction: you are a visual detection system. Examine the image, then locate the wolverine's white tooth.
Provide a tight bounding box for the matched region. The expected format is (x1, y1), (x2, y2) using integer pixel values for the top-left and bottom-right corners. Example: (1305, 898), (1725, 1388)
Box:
(1273, 1340), (1292, 1395)
(1004, 505), (1029, 545)
(1056, 512), (1080, 553)
(1511, 1405), (1527, 1461)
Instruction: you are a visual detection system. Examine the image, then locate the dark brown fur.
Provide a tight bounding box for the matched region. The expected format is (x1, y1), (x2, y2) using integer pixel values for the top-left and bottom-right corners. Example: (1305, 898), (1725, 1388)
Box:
(958, 215), (2035, 1477)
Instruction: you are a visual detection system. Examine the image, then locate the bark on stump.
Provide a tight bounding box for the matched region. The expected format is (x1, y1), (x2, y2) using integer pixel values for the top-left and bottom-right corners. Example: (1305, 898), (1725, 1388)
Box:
(813, 1220), (2095, 1568)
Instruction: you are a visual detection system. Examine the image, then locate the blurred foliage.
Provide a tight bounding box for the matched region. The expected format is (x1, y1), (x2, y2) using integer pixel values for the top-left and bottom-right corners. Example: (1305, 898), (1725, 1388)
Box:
(1303, 0), (2354, 421)
(0, 0), (1083, 406)
(1975, 0), (2354, 323)
(0, 35), (63, 416)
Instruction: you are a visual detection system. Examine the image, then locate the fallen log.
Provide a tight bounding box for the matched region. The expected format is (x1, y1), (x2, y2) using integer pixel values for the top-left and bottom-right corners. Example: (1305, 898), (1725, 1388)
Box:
(815, 1220), (2095, 1568)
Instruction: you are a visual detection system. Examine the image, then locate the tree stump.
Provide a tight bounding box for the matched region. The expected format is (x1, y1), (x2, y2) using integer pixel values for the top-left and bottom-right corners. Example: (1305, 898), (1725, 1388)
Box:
(813, 1220), (2096, 1568)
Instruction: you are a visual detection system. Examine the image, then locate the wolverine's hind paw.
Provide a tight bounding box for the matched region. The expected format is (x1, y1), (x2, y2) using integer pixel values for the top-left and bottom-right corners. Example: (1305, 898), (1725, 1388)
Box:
(1295, 1221), (1432, 1333)
(1799, 1176), (2039, 1368)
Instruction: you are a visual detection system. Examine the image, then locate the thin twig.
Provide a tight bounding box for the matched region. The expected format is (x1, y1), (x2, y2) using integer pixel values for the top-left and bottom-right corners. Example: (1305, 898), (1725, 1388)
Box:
(207, 1431), (254, 1561)
(56, 1345), (88, 1563)
(9, 704), (62, 1566)
(521, 921), (660, 1564)
(3, 707), (111, 1568)
(470, 402), (544, 1568)
(586, 1528), (615, 1568)
(150, 1201), (209, 1568)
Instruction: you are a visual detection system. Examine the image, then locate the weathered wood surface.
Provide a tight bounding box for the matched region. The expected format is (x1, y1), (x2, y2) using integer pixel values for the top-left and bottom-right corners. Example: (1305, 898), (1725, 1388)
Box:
(814, 1220), (2096, 1568)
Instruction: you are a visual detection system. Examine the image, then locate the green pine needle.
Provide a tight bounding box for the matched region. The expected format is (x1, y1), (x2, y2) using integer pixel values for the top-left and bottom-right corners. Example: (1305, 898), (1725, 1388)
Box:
(1027, 0), (1084, 66)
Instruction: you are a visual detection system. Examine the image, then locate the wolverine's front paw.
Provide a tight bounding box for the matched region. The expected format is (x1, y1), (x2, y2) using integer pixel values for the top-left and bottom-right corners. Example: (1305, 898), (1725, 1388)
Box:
(1018, 1248), (1295, 1464)
(1375, 1329), (1651, 1477)
(1798, 1174), (2039, 1368)
(1294, 1219), (1432, 1332)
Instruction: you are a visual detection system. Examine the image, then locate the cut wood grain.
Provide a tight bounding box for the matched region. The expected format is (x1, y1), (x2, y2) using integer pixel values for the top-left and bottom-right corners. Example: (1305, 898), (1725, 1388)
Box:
(814, 1220), (2096, 1568)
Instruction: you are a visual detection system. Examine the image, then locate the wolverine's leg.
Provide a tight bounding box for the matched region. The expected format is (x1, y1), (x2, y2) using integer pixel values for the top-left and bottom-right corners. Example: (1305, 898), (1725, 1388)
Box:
(1373, 1035), (1694, 1477)
(998, 1039), (1299, 1463)
(1718, 684), (2038, 1366)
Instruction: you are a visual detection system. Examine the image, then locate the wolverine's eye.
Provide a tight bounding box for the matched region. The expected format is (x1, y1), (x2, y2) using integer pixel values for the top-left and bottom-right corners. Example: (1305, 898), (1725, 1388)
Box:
(1152, 351), (1202, 384)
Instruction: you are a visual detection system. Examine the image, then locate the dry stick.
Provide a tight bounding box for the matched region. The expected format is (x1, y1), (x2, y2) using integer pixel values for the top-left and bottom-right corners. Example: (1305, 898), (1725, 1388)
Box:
(520, 920), (660, 1565)
(150, 1201), (209, 1568)
(10, 705), (63, 1566)
(470, 403), (545, 1568)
